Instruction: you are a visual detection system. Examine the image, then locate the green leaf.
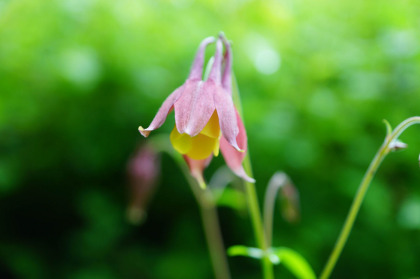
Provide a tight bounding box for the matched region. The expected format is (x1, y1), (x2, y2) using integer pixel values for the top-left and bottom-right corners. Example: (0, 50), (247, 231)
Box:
(272, 247), (316, 279)
(227, 245), (281, 264)
(215, 188), (247, 211)
(228, 246), (315, 279)
(227, 245), (264, 260)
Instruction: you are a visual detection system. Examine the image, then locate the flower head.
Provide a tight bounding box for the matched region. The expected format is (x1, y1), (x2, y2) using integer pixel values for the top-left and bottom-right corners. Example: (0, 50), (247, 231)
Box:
(127, 144), (160, 224)
(139, 34), (254, 184)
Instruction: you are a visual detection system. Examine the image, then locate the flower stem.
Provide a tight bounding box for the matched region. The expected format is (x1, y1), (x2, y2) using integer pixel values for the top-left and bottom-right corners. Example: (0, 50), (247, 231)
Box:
(263, 172), (290, 248)
(198, 190), (231, 279)
(243, 155), (275, 279)
(319, 116), (420, 279)
(150, 136), (231, 279)
(232, 75), (274, 279)
(177, 166), (231, 279)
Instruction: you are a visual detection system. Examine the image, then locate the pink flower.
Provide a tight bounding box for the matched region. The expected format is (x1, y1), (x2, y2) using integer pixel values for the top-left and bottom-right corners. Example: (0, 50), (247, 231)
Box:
(127, 144), (160, 224)
(139, 35), (254, 184)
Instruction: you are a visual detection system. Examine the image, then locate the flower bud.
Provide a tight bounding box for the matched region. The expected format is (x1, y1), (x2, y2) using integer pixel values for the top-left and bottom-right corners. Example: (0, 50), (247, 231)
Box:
(126, 144), (160, 225)
(280, 182), (300, 224)
(389, 140), (408, 152)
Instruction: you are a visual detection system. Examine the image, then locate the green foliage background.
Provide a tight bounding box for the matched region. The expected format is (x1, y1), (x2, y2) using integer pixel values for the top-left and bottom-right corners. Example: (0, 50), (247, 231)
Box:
(1, 0), (420, 278)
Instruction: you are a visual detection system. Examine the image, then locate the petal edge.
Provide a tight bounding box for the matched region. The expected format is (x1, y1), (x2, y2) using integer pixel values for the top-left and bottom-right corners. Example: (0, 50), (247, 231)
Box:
(139, 85), (184, 137)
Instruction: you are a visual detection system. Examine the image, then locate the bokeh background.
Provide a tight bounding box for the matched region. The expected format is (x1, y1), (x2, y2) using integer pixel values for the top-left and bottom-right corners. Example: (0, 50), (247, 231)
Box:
(1, 0), (420, 278)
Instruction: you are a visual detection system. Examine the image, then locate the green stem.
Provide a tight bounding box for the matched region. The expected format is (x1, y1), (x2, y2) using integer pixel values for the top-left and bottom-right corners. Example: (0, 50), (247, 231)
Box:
(179, 168), (231, 279)
(243, 155), (275, 279)
(150, 136), (231, 279)
(232, 75), (274, 279)
(198, 191), (231, 279)
(263, 172), (290, 248)
(319, 117), (420, 279)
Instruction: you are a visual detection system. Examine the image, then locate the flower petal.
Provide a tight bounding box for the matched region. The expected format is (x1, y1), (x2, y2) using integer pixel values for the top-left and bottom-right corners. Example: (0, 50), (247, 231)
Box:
(183, 155), (213, 189)
(139, 85), (184, 137)
(186, 133), (218, 160)
(214, 86), (241, 151)
(207, 38), (223, 83)
(174, 80), (216, 136)
(170, 126), (192, 154)
(220, 34), (232, 93)
(220, 109), (254, 182)
(188, 36), (216, 81)
(170, 123), (219, 160)
(200, 111), (220, 139)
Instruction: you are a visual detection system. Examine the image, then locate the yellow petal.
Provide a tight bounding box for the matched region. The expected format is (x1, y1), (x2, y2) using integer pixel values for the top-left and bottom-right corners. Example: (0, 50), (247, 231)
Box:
(170, 126), (192, 154)
(187, 133), (218, 160)
(213, 136), (220, 157)
(200, 111), (220, 139)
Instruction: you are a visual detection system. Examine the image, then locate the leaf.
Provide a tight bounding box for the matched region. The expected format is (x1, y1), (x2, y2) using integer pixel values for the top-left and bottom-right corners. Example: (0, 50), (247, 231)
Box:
(215, 188), (246, 211)
(227, 246), (281, 264)
(272, 247), (316, 279)
(228, 246), (316, 279)
(227, 245), (264, 260)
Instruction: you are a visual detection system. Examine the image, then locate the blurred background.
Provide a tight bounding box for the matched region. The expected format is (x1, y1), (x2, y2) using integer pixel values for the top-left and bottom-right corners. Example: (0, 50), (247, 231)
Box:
(1, 0), (420, 278)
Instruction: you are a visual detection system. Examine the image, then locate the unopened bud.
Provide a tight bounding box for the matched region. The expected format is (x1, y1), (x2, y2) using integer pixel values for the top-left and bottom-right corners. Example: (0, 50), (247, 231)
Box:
(389, 140), (408, 151)
(280, 182), (300, 223)
(126, 144), (160, 225)
(266, 172), (300, 224)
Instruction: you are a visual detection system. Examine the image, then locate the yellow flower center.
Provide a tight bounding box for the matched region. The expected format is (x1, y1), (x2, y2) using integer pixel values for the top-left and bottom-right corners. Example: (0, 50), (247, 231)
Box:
(170, 112), (221, 160)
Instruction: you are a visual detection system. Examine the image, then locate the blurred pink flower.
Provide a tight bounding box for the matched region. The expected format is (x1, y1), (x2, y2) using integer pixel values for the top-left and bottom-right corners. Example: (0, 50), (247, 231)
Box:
(126, 145), (160, 224)
(139, 35), (254, 185)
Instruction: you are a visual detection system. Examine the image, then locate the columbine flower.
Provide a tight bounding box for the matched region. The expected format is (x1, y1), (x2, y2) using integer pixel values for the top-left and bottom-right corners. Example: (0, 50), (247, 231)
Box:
(139, 35), (254, 185)
(126, 144), (160, 224)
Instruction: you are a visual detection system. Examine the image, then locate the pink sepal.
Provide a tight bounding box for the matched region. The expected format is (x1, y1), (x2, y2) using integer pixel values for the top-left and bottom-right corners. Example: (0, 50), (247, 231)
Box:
(220, 109), (255, 183)
(175, 39), (224, 137)
(220, 35), (232, 94)
(174, 79), (216, 136)
(214, 86), (241, 151)
(139, 85), (184, 137)
(139, 37), (215, 137)
(183, 155), (213, 188)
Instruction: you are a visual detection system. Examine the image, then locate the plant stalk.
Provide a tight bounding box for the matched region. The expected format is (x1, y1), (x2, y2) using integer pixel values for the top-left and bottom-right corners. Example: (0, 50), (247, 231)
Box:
(319, 117), (420, 279)
(243, 155), (275, 279)
(198, 191), (231, 279)
(178, 165), (231, 279)
(232, 75), (274, 279)
(150, 137), (231, 279)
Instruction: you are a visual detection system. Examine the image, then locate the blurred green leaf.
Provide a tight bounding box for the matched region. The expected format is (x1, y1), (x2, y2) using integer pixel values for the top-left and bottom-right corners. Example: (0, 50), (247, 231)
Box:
(228, 245), (265, 260)
(271, 247), (316, 279)
(228, 245), (281, 264)
(215, 187), (247, 211)
(228, 245), (316, 279)
(398, 196), (420, 229)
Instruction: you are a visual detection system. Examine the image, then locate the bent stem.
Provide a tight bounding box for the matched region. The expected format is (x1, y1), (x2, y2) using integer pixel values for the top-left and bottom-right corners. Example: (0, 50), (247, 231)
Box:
(320, 117), (420, 279)
(150, 136), (231, 279)
(263, 172), (291, 248)
(232, 75), (274, 279)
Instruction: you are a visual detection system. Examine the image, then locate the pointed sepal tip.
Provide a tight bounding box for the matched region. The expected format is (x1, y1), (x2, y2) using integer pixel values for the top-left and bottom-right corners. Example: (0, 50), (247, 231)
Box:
(138, 126), (151, 137)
